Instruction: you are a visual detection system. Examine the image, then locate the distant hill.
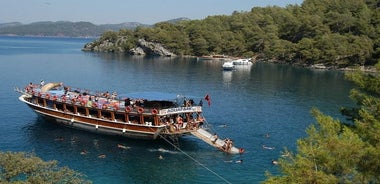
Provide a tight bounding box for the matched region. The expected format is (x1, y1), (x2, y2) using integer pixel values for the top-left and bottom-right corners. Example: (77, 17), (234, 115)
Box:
(0, 22), (22, 28)
(0, 21), (151, 37)
(0, 18), (190, 37)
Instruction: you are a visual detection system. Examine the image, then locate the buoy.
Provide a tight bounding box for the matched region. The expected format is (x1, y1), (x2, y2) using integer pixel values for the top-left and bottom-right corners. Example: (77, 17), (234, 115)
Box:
(137, 107), (144, 114)
(151, 108), (158, 115)
(125, 106), (132, 113)
(239, 148), (245, 154)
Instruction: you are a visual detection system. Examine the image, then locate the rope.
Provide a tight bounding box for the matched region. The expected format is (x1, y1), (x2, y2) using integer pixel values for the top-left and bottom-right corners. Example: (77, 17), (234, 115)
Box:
(200, 116), (217, 135)
(152, 127), (232, 184)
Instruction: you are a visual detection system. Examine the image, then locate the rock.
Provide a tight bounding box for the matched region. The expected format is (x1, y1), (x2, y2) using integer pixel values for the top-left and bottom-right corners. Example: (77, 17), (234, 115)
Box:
(82, 36), (176, 57)
(129, 47), (145, 55)
(136, 39), (176, 57)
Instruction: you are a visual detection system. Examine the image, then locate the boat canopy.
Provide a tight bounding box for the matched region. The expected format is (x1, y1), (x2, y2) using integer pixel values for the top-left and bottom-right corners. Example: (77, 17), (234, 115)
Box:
(40, 82), (62, 92)
(120, 92), (193, 101)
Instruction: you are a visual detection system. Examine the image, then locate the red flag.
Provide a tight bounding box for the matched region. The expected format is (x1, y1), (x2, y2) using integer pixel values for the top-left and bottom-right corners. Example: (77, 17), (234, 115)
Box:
(204, 94), (211, 107)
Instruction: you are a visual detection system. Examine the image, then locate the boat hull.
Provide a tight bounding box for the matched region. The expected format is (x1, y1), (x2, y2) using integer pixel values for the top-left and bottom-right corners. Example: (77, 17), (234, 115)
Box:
(21, 96), (164, 140)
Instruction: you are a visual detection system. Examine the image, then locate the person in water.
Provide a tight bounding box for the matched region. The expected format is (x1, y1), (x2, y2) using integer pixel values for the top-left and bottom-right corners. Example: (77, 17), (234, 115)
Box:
(117, 144), (130, 150)
(262, 144), (275, 150)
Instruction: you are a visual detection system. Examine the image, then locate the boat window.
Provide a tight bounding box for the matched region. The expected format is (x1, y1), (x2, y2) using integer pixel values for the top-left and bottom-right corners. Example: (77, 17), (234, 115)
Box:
(102, 111), (112, 120)
(77, 107), (87, 116)
(89, 108), (98, 117)
(37, 98), (44, 105)
(115, 113), (124, 122)
(144, 115), (154, 124)
(46, 100), (55, 108)
(128, 115), (140, 124)
(56, 103), (64, 111)
(66, 105), (74, 113)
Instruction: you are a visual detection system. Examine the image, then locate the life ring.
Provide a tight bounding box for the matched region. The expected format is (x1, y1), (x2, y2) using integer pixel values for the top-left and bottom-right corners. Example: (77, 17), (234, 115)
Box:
(239, 148), (245, 154)
(38, 92), (42, 97)
(71, 98), (76, 103)
(45, 93), (50, 99)
(137, 107), (144, 114)
(151, 108), (158, 115)
(92, 102), (98, 108)
(52, 95), (58, 101)
(125, 106), (132, 113)
(80, 100), (86, 106)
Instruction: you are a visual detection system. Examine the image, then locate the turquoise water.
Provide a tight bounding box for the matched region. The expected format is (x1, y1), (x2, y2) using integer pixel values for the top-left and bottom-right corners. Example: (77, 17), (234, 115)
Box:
(0, 36), (354, 183)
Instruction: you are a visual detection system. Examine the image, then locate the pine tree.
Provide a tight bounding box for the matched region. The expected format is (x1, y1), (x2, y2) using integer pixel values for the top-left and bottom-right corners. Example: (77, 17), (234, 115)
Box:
(264, 67), (380, 183)
(0, 151), (90, 184)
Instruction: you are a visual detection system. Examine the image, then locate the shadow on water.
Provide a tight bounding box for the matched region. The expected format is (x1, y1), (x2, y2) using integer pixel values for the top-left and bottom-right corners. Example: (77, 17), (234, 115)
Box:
(22, 116), (231, 183)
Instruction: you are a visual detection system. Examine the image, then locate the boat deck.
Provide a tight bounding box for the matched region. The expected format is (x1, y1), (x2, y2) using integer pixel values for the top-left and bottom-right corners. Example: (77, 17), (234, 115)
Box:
(191, 128), (244, 154)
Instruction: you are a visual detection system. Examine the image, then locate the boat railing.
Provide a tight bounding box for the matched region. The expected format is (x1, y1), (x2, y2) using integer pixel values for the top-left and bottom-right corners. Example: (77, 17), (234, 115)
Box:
(22, 86), (204, 115)
(18, 85), (205, 133)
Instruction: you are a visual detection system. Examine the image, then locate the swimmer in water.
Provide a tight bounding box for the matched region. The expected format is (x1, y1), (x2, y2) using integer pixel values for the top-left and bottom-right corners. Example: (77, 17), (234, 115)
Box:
(218, 124), (228, 128)
(80, 150), (88, 155)
(117, 144), (130, 150)
(262, 145), (275, 150)
(54, 137), (64, 141)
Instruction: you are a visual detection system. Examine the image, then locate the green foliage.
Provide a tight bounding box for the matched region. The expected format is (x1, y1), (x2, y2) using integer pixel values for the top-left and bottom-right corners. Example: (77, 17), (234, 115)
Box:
(74, 0), (380, 65)
(88, 0), (379, 67)
(100, 31), (118, 42)
(264, 70), (380, 183)
(0, 151), (90, 184)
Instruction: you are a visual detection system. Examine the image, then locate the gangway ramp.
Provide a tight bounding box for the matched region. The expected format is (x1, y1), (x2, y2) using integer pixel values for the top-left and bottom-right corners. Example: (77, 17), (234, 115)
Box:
(191, 128), (244, 154)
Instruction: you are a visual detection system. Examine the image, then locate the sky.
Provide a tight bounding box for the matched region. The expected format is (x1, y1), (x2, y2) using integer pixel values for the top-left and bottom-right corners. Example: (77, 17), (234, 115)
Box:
(1, 0), (303, 25)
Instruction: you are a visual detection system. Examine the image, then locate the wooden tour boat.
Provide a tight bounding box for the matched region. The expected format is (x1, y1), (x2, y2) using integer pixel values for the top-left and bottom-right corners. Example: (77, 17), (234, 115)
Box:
(15, 82), (244, 154)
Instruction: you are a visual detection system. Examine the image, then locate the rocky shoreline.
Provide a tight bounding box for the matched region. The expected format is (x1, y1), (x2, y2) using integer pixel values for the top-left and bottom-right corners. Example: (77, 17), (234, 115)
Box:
(82, 37), (377, 73)
(82, 38), (176, 57)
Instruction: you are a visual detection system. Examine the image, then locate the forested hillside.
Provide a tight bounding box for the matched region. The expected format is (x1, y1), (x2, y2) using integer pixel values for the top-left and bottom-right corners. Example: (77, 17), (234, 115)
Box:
(90, 0), (379, 68)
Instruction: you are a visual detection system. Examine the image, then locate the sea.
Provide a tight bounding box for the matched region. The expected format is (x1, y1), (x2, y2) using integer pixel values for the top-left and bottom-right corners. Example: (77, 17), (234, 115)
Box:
(0, 36), (354, 184)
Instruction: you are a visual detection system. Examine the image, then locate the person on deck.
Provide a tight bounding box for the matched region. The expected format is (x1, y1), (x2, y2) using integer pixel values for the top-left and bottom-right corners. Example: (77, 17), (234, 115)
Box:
(211, 133), (218, 144)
